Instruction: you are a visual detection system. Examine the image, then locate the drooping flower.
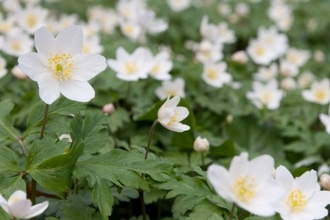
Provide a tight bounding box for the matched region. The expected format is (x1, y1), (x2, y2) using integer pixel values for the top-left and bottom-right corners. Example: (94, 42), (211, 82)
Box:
(274, 165), (330, 220)
(18, 25), (107, 104)
(157, 95), (190, 132)
(107, 47), (154, 81)
(0, 190), (49, 219)
(301, 78), (330, 105)
(207, 153), (285, 217)
(246, 80), (284, 110)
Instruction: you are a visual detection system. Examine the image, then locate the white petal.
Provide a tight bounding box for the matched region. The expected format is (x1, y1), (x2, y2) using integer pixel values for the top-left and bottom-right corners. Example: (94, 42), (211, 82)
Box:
(10, 199), (31, 218)
(38, 76), (61, 104)
(107, 59), (120, 72)
(8, 190), (26, 203)
(74, 54), (106, 81)
(23, 201), (49, 219)
(116, 47), (130, 61)
(207, 164), (233, 202)
(163, 95), (180, 108)
(275, 165), (294, 192)
(56, 25), (83, 55)
(175, 106), (189, 121)
(60, 81), (95, 102)
(161, 122), (190, 132)
(294, 170), (317, 198)
(34, 27), (55, 65)
(18, 53), (50, 82)
(248, 154), (274, 183)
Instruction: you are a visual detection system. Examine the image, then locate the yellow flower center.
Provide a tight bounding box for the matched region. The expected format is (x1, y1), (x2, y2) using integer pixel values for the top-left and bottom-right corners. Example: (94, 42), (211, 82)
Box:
(255, 45), (265, 56)
(233, 176), (256, 202)
(206, 68), (218, 80)
(8, 196), (20, 206)
(167, 112), (178, 126)
(314, 89), (327, 102)
(286, 189), (307, 212)
(151, 63), (160, 75)
(0, 23), (10, 32)
(260, 91), (272, 103)
(122, 24), (135, 35)
(124, 61), (138, 74)
(11, 41), (21, 51)
(48, 52), (75, 81)
(27, 14), (37, 27)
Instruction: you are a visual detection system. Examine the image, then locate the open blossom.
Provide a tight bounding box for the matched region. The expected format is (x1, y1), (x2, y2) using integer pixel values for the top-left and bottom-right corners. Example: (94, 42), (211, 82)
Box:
(148, 51), (173, 81)
(319, 107), (330, 134)
(2, 28), (33, 57)
(0, 190), (49, 219)
(246, 39), (274, 65)
(195, 40), (223, 63)
(253, 63), (278, 82)
(207, 153), (285, 216)
(202, 61), (232, 88)
(167, 0), (191, 12)
(246, 80), (284, 110)
(107, 47), (154, 81)
(301, 78), (330, 105)
(285, 47), (311, 68)
(257, 26), (288, 58)
(155, 77), (185, 100)
(157, 95), (190, 132)
(18, 25), (107, 104)
(274, 166), (330, 220)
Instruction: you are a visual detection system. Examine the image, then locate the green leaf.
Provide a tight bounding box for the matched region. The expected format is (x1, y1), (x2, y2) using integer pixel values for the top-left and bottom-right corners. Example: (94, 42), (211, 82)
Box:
(172, 195), (204, 219)
(26, 138), (83, 192)
(74, 149), (149, 190)
(0, 208), (10, 220)
(92, 179), (114, 219)
(209, 140), (236, 158)
(0, 147), (20, 173)
(0, 99), (18, 140)
(0, 174), (25, 198)
(244, 215), (281, 220)
(59, 195), (101, 220)
(107, 107), (130, 132)
(184, 199), (225, 220)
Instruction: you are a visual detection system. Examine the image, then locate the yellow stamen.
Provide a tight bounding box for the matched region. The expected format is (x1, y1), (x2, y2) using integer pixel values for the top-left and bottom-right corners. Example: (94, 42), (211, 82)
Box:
(27, 14), (37, 27)
(314, 89), (326, 102)
(11, 41), (21, 51)
(286, 189), (306, 212)
(167, 112), (178, 126)
(124, 61), (137, 74)
(48, 52), (75, 81)
(255, 45), (265, 56)
(206, 68), (218, 80)
(233, 176), (256, 202)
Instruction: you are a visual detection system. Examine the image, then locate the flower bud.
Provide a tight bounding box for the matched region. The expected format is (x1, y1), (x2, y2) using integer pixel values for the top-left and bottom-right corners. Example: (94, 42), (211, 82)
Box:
(103, 103), (115, 115)
(320, 173), (330, 190)
(11, 65), (27, 79)
(193, 136), (210, 153)
(231, 50), (248, 64)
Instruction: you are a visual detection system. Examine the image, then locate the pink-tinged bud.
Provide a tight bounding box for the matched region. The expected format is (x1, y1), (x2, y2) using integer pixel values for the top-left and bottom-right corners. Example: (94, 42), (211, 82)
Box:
(193, 136), (210, 153)
(11, 65), (27, 79)
(103, 103), (115, 115)
(320, 173), (330, 190)
(231, 50), (248, 64)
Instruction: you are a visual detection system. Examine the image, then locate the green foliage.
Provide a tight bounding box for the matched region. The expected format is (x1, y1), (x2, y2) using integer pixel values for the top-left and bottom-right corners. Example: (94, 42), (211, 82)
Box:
(0, 99), (19, 140)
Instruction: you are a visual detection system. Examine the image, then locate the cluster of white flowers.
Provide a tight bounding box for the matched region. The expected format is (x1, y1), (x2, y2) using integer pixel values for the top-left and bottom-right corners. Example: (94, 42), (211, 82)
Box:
(207, 153), (330, 220)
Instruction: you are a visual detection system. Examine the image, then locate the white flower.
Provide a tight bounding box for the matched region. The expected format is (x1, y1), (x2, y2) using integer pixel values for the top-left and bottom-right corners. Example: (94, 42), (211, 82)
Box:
(193, 136), (210, 152)
(246, 80), (284, 110)
(202, 62), (232, 88)
(207, 153), (285, 217)
(286, 47), (311, 68)
(0, 14), (15, 34)
(301, 78), (330, 105)
(18, 25), (107, 104)
(297, 71), (314, 88)
(279, 59), (299, 77)
(217, 22), (236, 44)
(274, 166), (330, 220)
(231, 50), (248, 64)
(195, 40), (223, 63)
(149, 51), (172, 81)
(0, 190), (49, 219)
(0, 55), (8, 78)
(82, 35), (104, 54)
(320, 173), (330, 190)
(155, 77), (185, 100)
(2, 28), (33, 57)
(167, 0), (191, 12)
(246, 39), (274, 65)
(107, 47), (154, 81)
(253, 63), (278, 82)
(319, 107), (330, 134)
(280, 77), (297, 91)
(268, 2), (293, 32)
(157, 95), (190, 132)
(200, 16), (219, 42)
(119, 21), (142, 42)
(15, 5), (49, 34)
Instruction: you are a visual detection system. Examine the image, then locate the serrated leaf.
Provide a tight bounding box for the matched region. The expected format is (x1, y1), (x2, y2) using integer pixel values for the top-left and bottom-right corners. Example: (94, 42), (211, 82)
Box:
(0, 147), (20, 173)
(172, 195), (204, 219)
(92, 179), (114, 219)
(74, 149), (149, 191)
(184, 199), (225, 220)
(0, 174), (25, 198)
(0, 99), (18, 140)
(59, 195), (101, 220)
(107, 107), (130, 132)
(26, 139), (83, 192)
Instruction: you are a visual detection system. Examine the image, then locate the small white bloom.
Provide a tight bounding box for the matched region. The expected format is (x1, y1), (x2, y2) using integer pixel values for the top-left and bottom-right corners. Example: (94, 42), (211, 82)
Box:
(82, 35), (104, 54)
(18, 25), (107, 104)
(155, 77), (185, 100)
(102, 103), (116, 115)
(231, 50), (248, 64)
(275, 166), (330, 220)
(157, 95), (190, 132)
(297, 71), (314, 88)
(120, 21), (142, 42)
(207, 153), (285, 216)
(246, 80), (284, 110)
(2, 28), (33, 57)
(268, 2), (293, 32)
(320, 173), (330, 190)
(314, 50), (325, 62)
(15, 5), (49, 34)
(0, 190), (49, 219)
(235, 3), (250, 17)
(202, 62), (232, 88)
(279, 59), (299, 77)
(107, 47), (154, 81)
(0, 14), (15, 34)
(319, 107), (330, 134)
(286, 47), (311, 68)
(149, 51), (172, 81)
(167, 0), (191, 12)
(253, 63), (278, 82)
(280, 77), (297, 91)
(217, 3), (231, 17)
(246, 39), (274, 65)
(0, 56), (8, 78)
(193, 136), (210, 152)
(217, 22), (236, 44)
(11, 65), (27, 80)
(302, 78), (330, 105)
(195, 40), (223, 63)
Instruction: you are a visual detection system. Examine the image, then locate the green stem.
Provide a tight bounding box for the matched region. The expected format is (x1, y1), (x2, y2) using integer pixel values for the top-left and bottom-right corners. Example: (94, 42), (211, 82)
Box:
(139, 190), (147, 220)
(144, 120), (159, 160)
(124, 82), (131, 107)
(229, 203), (236, 220)
(201, 152), (205, 170)
(31, 104), (49, 205)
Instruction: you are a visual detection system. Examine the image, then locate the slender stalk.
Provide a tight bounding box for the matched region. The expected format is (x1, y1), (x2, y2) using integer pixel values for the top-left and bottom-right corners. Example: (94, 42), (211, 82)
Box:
(228, 203), (236, 220)
(144, 120), (159, 160)
(139, 190), (147, 220)
(124, 82), (131, 107)
(106, 123), (118, 148)
(17, 137), (27, 157)
(201, 152), (205, 170)
(31, 104), (50, 205)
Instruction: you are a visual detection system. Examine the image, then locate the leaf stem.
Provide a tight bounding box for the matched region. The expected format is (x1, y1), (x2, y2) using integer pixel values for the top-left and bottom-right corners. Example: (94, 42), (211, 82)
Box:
(139, 189), (147, 220)
(144, 120), (159, 160)
(229, 203), (236, 220)
(201, 152), (205, 170)
(17, 137), (27, 157)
